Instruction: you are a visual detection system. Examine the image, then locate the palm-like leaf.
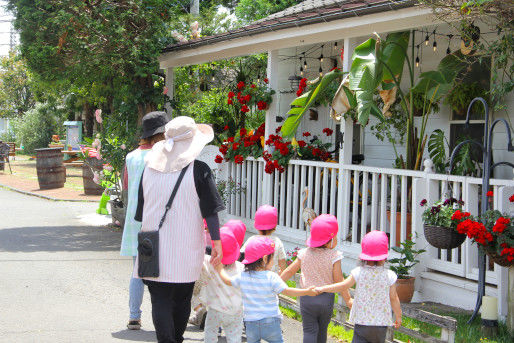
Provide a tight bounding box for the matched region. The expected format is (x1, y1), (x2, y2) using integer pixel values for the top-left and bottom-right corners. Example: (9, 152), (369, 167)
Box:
(428, 129), (447, 173)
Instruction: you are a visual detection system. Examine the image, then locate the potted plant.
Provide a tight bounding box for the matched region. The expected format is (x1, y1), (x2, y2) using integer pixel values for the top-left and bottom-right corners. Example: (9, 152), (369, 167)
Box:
(389, 237), (426, 303)
(421, 197), (469, 249)
(444, 81), (486, 116)
(79, 139), (104, 196)
(456, 206), (514, 267)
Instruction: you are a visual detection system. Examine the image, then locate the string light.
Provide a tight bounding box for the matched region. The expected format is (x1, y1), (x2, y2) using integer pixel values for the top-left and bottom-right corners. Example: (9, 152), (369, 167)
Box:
(446, 34), (453, 55)
(257, 74), (261, 83)
(319, 66), (323, 77)
(304, 59), (307, 70)
(334, 41), (338, 50)
(415, 45), (420, 68)
(425, 32), (430, 46)
(433, 40), (437, 52)
(300, 66), (304, 76)
(319, 45), (324, 63)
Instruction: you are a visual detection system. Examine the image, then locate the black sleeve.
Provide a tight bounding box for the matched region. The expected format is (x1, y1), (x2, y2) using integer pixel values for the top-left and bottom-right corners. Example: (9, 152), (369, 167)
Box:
(193, 160), (225, 218)
(204, 213), (220, 241)
(134, 169), (144, 222)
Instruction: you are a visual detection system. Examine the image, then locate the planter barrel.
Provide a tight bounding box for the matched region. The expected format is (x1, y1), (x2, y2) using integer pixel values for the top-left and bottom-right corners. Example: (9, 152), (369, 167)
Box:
(35, 148), (66, 190)
(424, 224), (466, 250)
(82, 157), (104, 195)
(396, 277), (415, 303)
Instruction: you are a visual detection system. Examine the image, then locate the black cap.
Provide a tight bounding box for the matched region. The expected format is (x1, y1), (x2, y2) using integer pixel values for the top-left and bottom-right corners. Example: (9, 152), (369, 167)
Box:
(141, 111), (169, 139)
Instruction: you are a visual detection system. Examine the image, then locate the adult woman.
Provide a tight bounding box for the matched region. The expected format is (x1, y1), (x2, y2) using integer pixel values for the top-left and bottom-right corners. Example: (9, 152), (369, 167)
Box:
(134, 116), (224, 343)
(120, 111), (168, 330)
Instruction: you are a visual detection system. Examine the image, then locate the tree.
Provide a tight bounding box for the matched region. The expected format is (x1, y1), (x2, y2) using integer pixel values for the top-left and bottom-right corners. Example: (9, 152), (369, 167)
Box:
(235, 0), (301, 23)
(0, 51), (36, 118)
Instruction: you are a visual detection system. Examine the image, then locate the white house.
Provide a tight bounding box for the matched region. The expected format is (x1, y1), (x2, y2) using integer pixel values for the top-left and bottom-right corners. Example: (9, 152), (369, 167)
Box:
(0, 118), (10, 136)
(159, 0), (513, 319)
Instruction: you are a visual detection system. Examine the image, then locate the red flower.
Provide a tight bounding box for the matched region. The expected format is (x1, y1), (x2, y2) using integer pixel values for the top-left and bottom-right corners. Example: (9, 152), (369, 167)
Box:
(279, 146), (289, 156)
(241, 105), (250, 113)
(451, 210), (462, 221)
(420, 199), (427, 206)
(296, 89), (303, 97)
(265, 161), (274, 174)
(244, 140), (253, 147)
(487, 191), (493, 197)
(299, 78), (307, 88)
(493, 223), (506, 233)
(322, 128), (334, 136)
(228, 91), (235, 98)
(329, 67), (341, 71)
(312, 148), (322, 157)
(257, 101), (268, 110)
(264, 78), (268, 84)
(303, 132), (311, 137)
(510, 194), (514, 202)
(214, 155), (223, 163)
(298, 140), (307, 148)
(223, 125), (229, 131)
(232, 143), (240, 151)
(237, 81), (245, 90)
(240, 128), (247, 137)
(227, 99), (233, 105)
(227, 137), (234, 143)
(237, 91), (242, 99)
(250, 84), (256, 89)
(234, 155), (244, 164)
(219, 145), (228, 155)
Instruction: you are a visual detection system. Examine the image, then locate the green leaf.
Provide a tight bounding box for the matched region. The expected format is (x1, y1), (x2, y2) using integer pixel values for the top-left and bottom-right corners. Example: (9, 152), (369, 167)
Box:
(342, 85), (357, 108)
(428, 129), (447, 172)
(381, 31), (409, 81)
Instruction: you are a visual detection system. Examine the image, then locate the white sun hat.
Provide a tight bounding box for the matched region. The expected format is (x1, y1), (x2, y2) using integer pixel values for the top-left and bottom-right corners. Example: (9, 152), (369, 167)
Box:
(145, 116), (214, 173)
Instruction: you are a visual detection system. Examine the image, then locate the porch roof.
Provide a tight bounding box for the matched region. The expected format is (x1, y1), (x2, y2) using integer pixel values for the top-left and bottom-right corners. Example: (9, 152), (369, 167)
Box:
(159, 0), (435, 68)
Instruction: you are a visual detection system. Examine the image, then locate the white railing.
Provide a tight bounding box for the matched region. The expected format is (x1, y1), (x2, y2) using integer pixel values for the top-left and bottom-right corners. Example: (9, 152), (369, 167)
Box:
(224, 158), (514, 286)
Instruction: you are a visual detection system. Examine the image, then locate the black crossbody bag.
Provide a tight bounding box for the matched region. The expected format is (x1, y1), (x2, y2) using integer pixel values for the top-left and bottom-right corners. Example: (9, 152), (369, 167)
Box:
(137, 164), (189, 278)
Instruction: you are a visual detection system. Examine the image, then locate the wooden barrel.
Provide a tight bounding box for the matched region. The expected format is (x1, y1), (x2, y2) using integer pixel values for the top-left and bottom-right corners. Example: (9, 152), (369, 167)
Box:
(82, 157), (104, 195)
(35, 148), (66, 189)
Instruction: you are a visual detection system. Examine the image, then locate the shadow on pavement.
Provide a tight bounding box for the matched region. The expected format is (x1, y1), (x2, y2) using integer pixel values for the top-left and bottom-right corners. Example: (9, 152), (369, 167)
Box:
(0, 225), (121, 252)
(111, 329), (156, 342)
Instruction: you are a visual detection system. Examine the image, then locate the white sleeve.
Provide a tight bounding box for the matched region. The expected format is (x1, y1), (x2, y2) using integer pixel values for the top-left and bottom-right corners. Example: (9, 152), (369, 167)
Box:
(350, 267), (361, 282)
(275, 237), (286, 260)
(332, 250), (343, 264)
(388, 270), (398, 286)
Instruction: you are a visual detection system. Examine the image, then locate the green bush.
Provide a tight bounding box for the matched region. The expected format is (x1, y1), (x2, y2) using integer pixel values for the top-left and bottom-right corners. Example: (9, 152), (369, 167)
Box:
(12, 102), (66, 154)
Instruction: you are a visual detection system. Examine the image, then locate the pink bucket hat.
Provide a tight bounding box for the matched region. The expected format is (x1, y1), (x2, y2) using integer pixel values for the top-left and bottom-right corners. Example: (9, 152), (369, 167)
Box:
(306, 214), (339, 247)
(254, 205), (278, 230)
(241, 236), (275, 264)
(220, 227), (240, 265)
(225, 219), (246, 247)
(360, 230), (389, 261)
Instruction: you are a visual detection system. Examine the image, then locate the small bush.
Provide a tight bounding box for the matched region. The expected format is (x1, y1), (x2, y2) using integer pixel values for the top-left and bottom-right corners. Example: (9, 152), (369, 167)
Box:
(12, 102), (66, 154)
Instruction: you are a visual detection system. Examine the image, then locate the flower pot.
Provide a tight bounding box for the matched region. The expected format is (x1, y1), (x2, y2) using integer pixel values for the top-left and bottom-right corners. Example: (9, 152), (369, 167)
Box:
(423, 224), (466, 250)
(82, 157), (104, 195)
(395, 277), (415, 303)
(486, 251), (513, 268)
(386, 211), (412, 247)
(110, 200), (126, 227)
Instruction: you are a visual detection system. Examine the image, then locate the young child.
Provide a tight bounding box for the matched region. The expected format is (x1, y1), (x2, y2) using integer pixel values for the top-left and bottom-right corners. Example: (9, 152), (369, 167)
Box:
(197, 227), (245, 343)
(189, 219), (211, 327)
(225, 219), (246, 247)
(316, 231), (402, 343)
(281, 214), (352, 343)
(217, 236), (318, 343)
(241, 205), (287, 273)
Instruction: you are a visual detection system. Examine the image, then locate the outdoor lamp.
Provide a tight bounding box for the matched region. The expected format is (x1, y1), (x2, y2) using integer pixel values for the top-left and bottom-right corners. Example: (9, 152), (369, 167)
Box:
(288, 74), (302, 92)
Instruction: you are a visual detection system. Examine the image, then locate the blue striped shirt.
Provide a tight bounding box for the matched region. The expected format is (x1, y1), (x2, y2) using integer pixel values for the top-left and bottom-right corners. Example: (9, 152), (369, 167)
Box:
(230, 270), (287, 321)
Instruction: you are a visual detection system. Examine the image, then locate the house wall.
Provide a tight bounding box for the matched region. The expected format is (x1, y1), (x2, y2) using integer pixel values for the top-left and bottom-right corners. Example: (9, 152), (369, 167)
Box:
(0, 118), (9, 135)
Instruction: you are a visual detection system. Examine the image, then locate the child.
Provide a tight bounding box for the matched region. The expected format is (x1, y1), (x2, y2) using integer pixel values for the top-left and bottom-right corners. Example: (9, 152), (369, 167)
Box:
(197, 227), (244, 343)
(217, 236), (318, 343)
(281, 214), (352, 343)
(316, 231), (402, 343)
(225, 219), (246, 247)
(241, 205), (287, 273)
(189, 219), (211, 327)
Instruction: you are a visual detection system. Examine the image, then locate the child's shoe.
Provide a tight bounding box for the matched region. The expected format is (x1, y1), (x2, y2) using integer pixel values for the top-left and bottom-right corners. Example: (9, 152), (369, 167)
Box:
(127, 319), (141, 330)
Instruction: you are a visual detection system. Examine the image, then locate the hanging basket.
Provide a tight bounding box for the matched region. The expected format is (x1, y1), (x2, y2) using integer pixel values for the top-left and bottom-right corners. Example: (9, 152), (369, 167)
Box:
(486, 251), (514, 268)
(423, 224), (466, 250)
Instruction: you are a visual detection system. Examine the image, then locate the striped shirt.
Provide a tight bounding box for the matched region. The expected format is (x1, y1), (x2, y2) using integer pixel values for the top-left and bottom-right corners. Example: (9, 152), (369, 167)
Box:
(230, 270), (287, 321)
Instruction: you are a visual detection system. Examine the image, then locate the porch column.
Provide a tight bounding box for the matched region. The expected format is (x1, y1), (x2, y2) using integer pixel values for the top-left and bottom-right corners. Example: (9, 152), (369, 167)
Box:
(165, 67), (175, 116)
(338, 38), (354, 240)
(262, 49), (279, 205)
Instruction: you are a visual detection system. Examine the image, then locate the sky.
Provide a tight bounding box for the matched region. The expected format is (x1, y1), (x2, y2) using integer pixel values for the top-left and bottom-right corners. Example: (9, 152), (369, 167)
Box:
(0, 0), (16, 57)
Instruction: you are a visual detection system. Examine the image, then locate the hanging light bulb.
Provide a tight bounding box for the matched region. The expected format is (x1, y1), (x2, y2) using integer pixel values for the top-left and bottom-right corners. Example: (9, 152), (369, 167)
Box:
(300, 66), (304, 76)
(257, 74), (261, 83)
(319, 66), (323, 77)
(425, 33), (430, 46)
(415, 56), (420, 68)
(446, 46), (451, 55)
(319, 53), (324, 63)
(433, 40), (437, 52)
(304, 59), (307, 70)
(334, 41), (338, 50)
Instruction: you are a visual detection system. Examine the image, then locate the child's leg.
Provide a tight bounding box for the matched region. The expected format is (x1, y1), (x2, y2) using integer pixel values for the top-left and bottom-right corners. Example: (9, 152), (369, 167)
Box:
(204, 309), (223, 343)
(244, 320), (261, 343)
(220, 312), (243, 343)
(352, 324), (388, 343)
(316, 293), (335, 343)
(129, 257), (144, 321)
(300, 293), (335, 343)
(259, 317), (283, 343)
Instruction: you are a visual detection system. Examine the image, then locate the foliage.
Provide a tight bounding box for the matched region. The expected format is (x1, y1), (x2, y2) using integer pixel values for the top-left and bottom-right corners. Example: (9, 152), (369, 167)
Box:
(389, 238), (426, 279)
(0, 51), (36, 118)
(420, 197), (468, 229)
(11, 102), (67, 154)
(215, 176), (246, 206)
(235, 0), (300, 24)
(216, 123), (266, 164)
(428, 129), (482, 176)
(444, 82), (487, 115)
(410, 89), (440, 116)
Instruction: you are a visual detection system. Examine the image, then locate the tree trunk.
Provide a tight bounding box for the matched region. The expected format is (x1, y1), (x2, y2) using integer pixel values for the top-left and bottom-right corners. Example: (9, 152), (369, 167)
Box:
(83, 103), (94, 137)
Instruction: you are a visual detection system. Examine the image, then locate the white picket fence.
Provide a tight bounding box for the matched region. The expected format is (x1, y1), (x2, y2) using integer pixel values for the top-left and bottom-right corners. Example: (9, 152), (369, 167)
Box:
(225, 158), (514, 287)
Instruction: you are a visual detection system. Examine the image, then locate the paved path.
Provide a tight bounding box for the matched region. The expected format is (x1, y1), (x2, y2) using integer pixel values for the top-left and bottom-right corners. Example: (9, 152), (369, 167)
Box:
(0, 188), (315, 343)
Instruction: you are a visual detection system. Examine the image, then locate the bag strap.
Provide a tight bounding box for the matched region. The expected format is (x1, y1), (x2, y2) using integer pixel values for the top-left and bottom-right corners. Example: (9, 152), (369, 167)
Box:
(158, 164), (190, 230)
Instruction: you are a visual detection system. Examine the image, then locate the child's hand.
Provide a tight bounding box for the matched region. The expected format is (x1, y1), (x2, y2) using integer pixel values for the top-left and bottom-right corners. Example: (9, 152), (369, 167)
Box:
(306, 286), (319, 296)
(314, 286), (325, 294)
(213, 262), (223, 273)
(394, 317), (402, 329)
(346, 298), (353, 309)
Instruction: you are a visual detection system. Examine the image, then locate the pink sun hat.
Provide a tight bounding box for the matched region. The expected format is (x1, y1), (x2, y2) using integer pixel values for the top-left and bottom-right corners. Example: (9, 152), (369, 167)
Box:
(306, 214), (339, 247)
(220, 227), (240, 265)
(225, 219), (246, 247)
(254, 205), (278, 230)
(360, 230), (389, 261)
(241, 236), (275, 264)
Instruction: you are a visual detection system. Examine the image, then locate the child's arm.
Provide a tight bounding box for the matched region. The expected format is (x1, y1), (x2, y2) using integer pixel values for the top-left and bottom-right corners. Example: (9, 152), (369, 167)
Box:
(278, 258), (287, 273)
(390, 284), (402, 328)
(332, 260), (352, 309)
(214, 263), (232, 286)
(280, 258), (301, 281)
(281, 286), (318, 297)
(316, 274), (355, 294)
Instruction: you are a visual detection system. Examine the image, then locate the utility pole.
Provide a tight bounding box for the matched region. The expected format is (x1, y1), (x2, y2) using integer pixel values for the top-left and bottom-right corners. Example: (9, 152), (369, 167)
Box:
(190, 0), (199, 15)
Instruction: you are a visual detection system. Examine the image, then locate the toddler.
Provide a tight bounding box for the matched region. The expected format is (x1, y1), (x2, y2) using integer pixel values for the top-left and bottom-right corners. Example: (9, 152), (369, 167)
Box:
(197, 227), (245, 342)
(281, 214), (352, 343)
(241, 205), (286, 273)
(316, 231), (402, 343)
(217, 236), (318, 343)
(225, 219), (247, 247)
(189, 219), (211, 327)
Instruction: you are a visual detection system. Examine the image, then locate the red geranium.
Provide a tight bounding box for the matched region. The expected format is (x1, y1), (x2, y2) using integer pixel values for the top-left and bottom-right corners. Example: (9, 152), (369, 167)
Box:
(232, 143), (239, 150)
(228, 91), (235, 98)
(257, 101), (268, 110)
(241, 105), (250, 113)
(250, 84), (256, 89)
(322, 128), (334, 136)
(237, 81), (245, 90)
(219, 145), (228, 155)
(227, 137), (234, 143)
(303, 132), (311, 137)
(510, 194), (514, 202)
(223, 125), (229, 131)
(298, 140), (307, 148)
(234, 155), (244, 164)
(296, 89), (303, 97)
(275, 126), (282, 134)
(227, 99), (233, 105)
(240, 128), (247, 137)
(214, 155), (223, 163)
(264, 78), (268, 84)
(487, 191), (493, 197)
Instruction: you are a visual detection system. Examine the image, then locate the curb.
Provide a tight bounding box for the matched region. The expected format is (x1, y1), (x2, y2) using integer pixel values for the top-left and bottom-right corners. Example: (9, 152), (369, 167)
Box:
(0, 183), (100, 203)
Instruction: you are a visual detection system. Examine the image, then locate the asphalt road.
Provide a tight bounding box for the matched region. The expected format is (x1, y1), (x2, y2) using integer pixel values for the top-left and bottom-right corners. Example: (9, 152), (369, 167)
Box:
(0, 188), (317, 343)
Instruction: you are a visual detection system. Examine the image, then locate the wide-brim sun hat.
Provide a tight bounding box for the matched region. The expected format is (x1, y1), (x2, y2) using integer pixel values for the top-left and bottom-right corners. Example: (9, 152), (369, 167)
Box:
(241, 236), (275, 264)
(224, 219), (247, 247)
(145, 116), (214, 173)
(359, 230), (389, 261)
(141, 111), (169, 139)
(254, 205), (278, 231)
(220, 227), (240, 265)
(306, 214), (339, 247)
